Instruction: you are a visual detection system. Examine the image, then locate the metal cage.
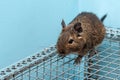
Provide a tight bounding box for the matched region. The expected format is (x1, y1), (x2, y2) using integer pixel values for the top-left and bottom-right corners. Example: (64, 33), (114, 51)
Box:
(0, 27), (120, 80)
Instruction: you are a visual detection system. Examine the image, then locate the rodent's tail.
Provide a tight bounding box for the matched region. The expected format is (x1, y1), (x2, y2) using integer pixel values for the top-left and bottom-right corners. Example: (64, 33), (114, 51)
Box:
(101, 14), (107, 22)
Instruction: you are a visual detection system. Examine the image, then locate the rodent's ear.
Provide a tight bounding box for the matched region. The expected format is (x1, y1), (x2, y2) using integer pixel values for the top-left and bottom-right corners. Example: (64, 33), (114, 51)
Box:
(61, 19), (66, 28)
(73, 22), (82, 33)
(101, 14), (107, 22)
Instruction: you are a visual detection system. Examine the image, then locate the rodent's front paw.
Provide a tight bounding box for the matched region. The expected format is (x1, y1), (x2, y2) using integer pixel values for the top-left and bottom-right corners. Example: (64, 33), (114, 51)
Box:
(73, 55), (83, 65)
(89, 49), (98, 57)
(73, 58), (81, 65)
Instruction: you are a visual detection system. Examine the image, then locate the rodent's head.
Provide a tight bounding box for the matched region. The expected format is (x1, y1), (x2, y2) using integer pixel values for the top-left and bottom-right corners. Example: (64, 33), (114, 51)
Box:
(56, 19), (86, 56)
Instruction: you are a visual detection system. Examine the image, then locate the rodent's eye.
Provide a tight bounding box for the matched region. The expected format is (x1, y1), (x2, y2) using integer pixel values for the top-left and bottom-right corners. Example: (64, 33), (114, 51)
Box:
(68, 39), (74, 44)
(77, 34), (81, 37)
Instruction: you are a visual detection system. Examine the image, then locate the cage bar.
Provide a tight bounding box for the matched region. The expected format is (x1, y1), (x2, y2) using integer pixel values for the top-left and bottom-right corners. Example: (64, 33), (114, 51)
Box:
(0, 27), (120, 80)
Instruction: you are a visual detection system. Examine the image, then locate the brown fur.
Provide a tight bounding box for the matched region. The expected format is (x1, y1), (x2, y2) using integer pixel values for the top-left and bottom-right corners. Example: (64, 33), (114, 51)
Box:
(56, 12), (106, 64)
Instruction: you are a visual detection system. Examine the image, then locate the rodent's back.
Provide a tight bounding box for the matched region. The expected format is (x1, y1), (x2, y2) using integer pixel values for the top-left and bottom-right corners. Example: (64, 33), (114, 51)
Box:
(70, 12), (106, 49)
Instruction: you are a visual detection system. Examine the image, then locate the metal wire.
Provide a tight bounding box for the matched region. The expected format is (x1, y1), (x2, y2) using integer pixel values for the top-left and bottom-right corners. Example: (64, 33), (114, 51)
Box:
(0, 27), (120, 80)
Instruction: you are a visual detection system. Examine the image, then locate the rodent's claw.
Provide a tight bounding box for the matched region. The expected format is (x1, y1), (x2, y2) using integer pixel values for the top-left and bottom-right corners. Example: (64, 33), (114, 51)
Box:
(89, 49), (98, 57)
(73, 58), (81, 65)
(73, 61), (80, 65)
(58, 54), (65, 59)
(73, 55), (83, 65)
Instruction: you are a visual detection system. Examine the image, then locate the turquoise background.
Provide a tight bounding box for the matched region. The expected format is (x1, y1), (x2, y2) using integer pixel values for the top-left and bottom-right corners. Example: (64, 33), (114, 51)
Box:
(0, 0), (119, 69)
(0, 0), (78, 69)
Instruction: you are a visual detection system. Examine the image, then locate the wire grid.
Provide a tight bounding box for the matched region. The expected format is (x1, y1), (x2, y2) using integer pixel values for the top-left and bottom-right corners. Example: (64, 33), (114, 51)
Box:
(84, 39), (120, 80)
(0, 27), (120, 80)
(5, 39), (119, 80)
(12, 53), (85, 80)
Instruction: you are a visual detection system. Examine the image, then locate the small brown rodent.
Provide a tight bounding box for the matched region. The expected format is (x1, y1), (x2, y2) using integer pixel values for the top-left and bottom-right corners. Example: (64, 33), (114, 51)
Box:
(56, 12), (107, 64)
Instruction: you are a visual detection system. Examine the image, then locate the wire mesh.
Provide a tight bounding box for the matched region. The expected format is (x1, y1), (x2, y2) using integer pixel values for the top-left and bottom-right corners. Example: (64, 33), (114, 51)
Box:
(0, 27), (120, 80)
(85, 39), (120, 80)
(7, 52), (85, 80)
